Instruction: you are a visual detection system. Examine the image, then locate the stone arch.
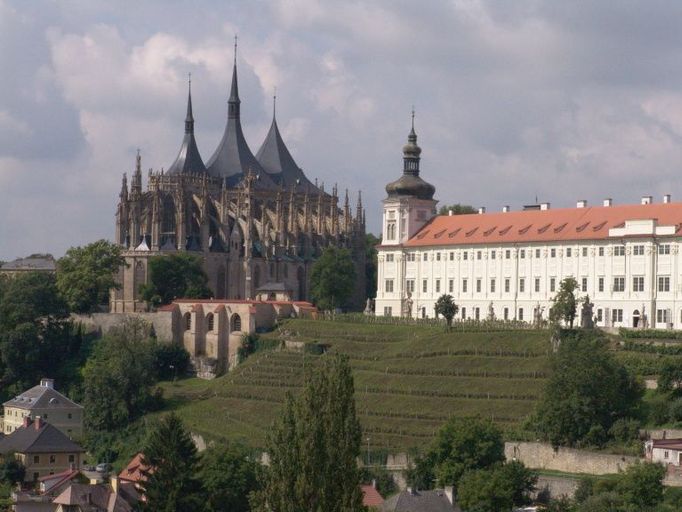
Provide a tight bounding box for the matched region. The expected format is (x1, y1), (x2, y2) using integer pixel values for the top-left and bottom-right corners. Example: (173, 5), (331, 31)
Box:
(230, 313), (242, 332)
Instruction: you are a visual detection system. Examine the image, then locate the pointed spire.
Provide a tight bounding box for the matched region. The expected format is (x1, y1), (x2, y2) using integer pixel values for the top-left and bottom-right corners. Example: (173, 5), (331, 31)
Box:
(228, 35), (240, 113)
(185, 73), (194, 134)
(409, 106), (417, 142)
(273, 87), (277, 120)
(120, 173), (128, 201)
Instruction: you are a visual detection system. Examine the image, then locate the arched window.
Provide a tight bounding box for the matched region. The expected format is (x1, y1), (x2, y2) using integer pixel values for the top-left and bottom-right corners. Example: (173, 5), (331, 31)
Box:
(184, 312), (191, 331)
(231, 314), (242, 332)
(206, 313), (214, 332)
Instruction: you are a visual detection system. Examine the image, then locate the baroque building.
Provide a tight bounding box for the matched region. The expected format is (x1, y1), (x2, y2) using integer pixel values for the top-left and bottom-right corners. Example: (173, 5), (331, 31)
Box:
(111, 49), (366, 312)
(377, 119), (682, 330)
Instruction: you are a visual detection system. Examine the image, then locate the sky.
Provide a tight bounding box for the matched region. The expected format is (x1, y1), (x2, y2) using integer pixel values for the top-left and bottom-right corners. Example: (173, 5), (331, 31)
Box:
(3, 0), (682, 261)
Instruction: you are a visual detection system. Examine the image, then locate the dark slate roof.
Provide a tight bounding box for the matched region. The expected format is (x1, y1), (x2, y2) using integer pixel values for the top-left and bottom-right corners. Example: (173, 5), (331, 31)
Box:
(385, 122), (435, 201)
(167, 83), (207, 175)
(206, 63), (276, 190)
(381, 490), (458, 512)
(0, 256), (56, 271)
(4, 382), (83, 410)
(255, 115), (319, 194)
(0, 421), (84, 454)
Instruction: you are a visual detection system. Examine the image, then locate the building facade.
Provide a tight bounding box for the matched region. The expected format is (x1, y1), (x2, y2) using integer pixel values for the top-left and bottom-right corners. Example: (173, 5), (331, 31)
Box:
(111, 46), (365, 313)
(3, 379), (83, 438)
(376, 122), (682, 329)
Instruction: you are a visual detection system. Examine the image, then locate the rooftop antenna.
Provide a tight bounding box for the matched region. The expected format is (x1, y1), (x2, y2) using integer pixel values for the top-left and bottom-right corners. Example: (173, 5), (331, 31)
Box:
(273, 86), (277, 119)
(411, 105), (415, 130)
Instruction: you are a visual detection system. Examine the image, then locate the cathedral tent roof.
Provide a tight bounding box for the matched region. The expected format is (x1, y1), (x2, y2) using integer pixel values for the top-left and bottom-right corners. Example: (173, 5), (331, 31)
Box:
(256, 106), (319, 194)
(167, 82), (207, 175)
(206, 55), (276, 190)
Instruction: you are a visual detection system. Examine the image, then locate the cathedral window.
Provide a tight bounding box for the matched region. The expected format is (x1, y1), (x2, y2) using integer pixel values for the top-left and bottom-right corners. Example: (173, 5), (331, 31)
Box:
(463, 251), (468, 260)
(534, 278), (540, 293)
(406, 280), (415, 293)
(599, 247), (604, 256)
(386, 222), (396, 240)
(582, 277), (588, 291)
(490, 250), (496, 260)
(436, 253), (441, 261)
(633, 276), (644, 292)
(550, 248), (556, 258)
(633, 245), (644, 256)
(505, 250), (511, 259)
(566, 248), (572, 257)
(449, 252), (454, 261)
(207, 313), (215, 332)
(477, 251), (482, 260)
(520, 249), (525, 259)
(535, 248), (541, 258)
(184, 313), (191, 331)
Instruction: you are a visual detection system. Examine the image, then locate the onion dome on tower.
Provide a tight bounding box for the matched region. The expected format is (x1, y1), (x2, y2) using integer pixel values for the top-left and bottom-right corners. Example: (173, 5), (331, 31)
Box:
(206, 39), (276, 189)
(385, 111), (435, 200)
(256, 93), (319, 194)
(167, 76), (207, 175)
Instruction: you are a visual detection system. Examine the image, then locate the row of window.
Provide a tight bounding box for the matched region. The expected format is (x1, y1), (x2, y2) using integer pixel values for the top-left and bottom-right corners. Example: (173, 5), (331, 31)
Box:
(386, 275), (673, 294)
(393, 244), (673, 262)
(31, 454), (76, 464)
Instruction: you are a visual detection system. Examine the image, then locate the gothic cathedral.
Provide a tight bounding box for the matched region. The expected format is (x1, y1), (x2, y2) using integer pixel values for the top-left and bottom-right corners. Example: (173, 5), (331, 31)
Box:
(111, 48), (366, 312)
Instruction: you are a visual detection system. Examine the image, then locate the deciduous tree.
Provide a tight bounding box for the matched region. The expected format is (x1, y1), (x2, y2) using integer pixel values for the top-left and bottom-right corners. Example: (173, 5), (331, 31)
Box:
(457, 461), (537, 512)
(549, 277), (579, 328)
(533, 330), (643, 448)
(408, 416), (504, 489)
(434, 294), (458, 329)
(140, 253), (212, 306)
(309, 247), (356, 311)
(253, 354), (363, 512)
(438, 204), (477, 216)
(56, 240), (126, 313)
(200, 443), (260, 512)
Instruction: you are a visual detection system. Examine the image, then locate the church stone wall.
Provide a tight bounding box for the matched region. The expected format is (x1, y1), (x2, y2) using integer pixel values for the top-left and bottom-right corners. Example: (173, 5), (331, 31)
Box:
(73, 312), (175, 343)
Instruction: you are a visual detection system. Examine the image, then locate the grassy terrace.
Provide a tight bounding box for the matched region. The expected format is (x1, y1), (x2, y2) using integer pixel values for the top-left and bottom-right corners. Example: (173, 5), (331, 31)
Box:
(158, 319), (551, 452)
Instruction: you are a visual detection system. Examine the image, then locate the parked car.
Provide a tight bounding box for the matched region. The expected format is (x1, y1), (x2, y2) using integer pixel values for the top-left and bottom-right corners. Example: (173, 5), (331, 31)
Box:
(96, 463), (112, 473)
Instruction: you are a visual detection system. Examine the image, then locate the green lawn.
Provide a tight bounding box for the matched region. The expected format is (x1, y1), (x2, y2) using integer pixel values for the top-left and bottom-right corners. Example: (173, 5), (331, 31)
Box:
(155, 319), (551, 453)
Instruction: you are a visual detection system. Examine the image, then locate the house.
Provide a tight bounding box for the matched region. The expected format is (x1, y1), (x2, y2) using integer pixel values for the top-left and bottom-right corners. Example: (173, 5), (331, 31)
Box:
(646, 438), (682, 466)
(118, 453), (148, 488)
(0, 255), (56, 277)
(0, 416), (84, 481)
(381, 487), (460, 512)
(3, 379), (84, 438)
(362, 484), (385, 509)
(52, 476), (138, 512)
(12, 469), (87, 512)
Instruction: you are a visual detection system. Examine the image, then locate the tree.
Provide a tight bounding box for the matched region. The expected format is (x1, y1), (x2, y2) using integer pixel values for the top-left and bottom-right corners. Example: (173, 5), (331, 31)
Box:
(253, 354), (363, 512)
(56, 240), (126, 313)
(365, 233), (380, 300)
(140, 413), (204, 512)
(533, 330), (643, 448)
(438, 204), (477, 216)
(549, 277), (579, 327)
(200, 443), (260, 512)
(657, 360), (682, 394)
(309, 247), (356, 311)
(408, 416), (504, 489)
(0, 455), (25, 484)
(434, 294), (458, 329)
(139, 253), (212, 306)
(616, 462), (665, 510)
(457, 461), (537, 512)
(82, 318), (159, 432)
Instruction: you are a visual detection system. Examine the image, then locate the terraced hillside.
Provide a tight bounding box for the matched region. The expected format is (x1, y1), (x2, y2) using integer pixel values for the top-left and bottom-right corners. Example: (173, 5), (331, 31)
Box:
(159, 319), (552, 452)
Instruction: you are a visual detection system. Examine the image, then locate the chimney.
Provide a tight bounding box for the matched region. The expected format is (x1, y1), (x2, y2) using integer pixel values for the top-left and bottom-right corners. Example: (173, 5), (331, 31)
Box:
(478, 207), (486, 214)
(502, 205), (509, 213)
(540, 202), (550, 211)
(664, 194), (671, 204)
(603, 198), (612, 207)
(448, 209), (453, 216)
(577, 200), (587, 208)
(641, 195), (652, 205)
(34, 416), (43, 430)
(40, 378), (54, 389)
(444, 486), (454, 504)
(22, 416), (31, 429)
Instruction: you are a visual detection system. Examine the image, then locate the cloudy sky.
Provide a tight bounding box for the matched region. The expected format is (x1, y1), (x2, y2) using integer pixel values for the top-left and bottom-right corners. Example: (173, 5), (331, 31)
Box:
(2, 0), (682, 260)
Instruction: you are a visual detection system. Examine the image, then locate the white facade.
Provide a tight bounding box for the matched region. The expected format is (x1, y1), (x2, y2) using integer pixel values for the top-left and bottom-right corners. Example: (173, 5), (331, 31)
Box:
(646, 440), (682, 466)
(376, 202), (682, 329)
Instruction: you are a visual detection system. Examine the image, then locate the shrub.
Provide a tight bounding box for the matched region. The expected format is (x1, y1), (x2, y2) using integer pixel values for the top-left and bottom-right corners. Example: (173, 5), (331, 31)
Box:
(608, 418), (640, 443)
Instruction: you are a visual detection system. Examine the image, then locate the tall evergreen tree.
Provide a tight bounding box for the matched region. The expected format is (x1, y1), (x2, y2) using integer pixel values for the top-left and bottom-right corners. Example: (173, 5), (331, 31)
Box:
(140, 413), (203, 512)
(253, 355), (363, 512)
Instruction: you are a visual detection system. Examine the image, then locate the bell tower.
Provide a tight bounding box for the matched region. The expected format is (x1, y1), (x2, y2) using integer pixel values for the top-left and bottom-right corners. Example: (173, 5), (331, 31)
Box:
(382, 111), (437, 246)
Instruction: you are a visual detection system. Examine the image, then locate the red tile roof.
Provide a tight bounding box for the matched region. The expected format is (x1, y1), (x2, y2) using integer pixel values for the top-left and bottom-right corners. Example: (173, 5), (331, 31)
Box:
(362, 484), (385, 507)
(402, 202), (682, 247)
(652, 439), (682, 450)
(119, 453), (149, 484)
